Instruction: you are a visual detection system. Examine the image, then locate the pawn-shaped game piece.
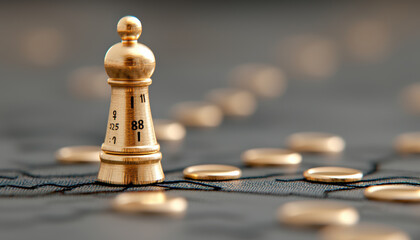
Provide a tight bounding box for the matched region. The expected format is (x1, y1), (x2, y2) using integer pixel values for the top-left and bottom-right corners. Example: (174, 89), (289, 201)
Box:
(97, 16), (164, 184)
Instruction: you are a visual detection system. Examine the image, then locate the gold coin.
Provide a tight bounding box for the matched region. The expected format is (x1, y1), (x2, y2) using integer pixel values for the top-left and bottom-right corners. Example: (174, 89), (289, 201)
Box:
(287, 132), (345, 154)
(394, 132), (420, 154)
(241, 148), (301, 166)
(206, 88), (257, 117)
(278, 201), (359, 227)
(154, 119), (186, 141)
(183, 164), (242, 180)
(55, 146), (100, 163)
(304, 166), (363, 183)
(321, 224), (411, 240)
(171, 101), (223, 128)
(364, 184), (420, 202)
(401, 84), (420, 114)
(113, 191), (187, 215)
(229, 64), (287, 98)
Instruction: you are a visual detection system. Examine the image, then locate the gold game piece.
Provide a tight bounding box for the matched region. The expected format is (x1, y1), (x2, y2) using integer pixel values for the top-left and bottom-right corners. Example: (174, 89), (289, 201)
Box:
(171, 101), (223, 128)
(278, 201), (359, 227)
(394, 132), (420, 154)
(287, 132), (345, 154)
(321, 224), (411, 240)
(183, 164), (242, 180)
(113, 191), (187, 215)
(206, 88), (257, 117)
(154, 119), (186, 141)
(304, 167), (363, 183)
(229, 64), (286, 98)
(241, 148), (301, 166)
(364, 184), (420, 203)
(97, 16), (164, 185)
(55, 146), (100, 164)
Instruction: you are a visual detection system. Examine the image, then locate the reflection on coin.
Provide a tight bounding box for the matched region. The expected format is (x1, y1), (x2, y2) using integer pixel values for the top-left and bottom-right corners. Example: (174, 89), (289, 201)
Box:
(277, 35), (339, 80)
(171, 101), (223, 128)
(394, 132), (420, 154)
(241, 148), (301, 166)
(154, 119), (186, 141)
(364, 184), (420, 203)
(113, 191), (187, 215)
(321, 224), (411, 240)
(68, 66), (109, 99)
(278, 201), (359, 227)
(229, 64), (286, 98)
(183, 164), (241, 180)
(55, 146), (100, 163)
(304, 167), (363, 183)
(206, 88), (257, 117)
(287, 132), (345, 154)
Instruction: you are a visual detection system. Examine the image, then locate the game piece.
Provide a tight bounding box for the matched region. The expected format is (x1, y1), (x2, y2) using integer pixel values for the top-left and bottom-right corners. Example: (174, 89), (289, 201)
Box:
(394, 132), (420, 154)
(183, 164), (241, 180)
(320, 223), (411, 240)
(278, 201), (359, 227)
(276, 35), (338, 79)
(205, 88), (257, 117)
(67, 66), (109, 99)
(241, 148), (301, 166)
(229, 64), (286, 98)
(97, 16), (164, 185)
(364, 184), (420, 202)
(55, 146), (100, 163)
(113, 191), (187, 215)
(154, 119), (186, 141)
(287, 132), (345, 154)
(171, 101), (223, 128)
(304, 166), (363, 183)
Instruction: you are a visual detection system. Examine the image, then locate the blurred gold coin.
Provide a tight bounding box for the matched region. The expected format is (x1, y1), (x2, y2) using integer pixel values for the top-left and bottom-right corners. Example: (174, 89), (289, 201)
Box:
(400, 84), (420, 114)
(241, 148), (301, 166)
(55, 146), (100, 163)
(345, 19), (392, 63)
(287, 132), (345, 154)
(277, 35), (339, 80)
(68, 66), (109, 99)
(206, 88), (257, 117)
(321, 224), (411, 240)
(364, 184), (420, 202)
(229, 64), (286, 98)
(394, 132), (420, 154)
(171, 101), (223, 128)
(113, 191), (187, 215)
(154, 119), (186, 141)
(183, 164), (241, 180)
(304, 167), (363, 183)
(278, 201), (359, 227)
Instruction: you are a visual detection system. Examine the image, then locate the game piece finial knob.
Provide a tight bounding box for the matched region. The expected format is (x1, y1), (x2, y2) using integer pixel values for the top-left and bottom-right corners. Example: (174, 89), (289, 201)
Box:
(117, 16), (142, 41)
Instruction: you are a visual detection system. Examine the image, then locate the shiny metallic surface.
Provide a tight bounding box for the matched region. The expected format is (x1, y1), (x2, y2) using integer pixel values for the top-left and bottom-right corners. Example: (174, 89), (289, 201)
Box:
(172, 101), (223, 128)
(113, 191), (188, 215)
(241, 148), (301, 166)
(183, 164), (242, 181)
(154, 119), (186, 142)
(394, 132), (420, 154)
(206, 88), (257, 117)
(303, 166), (363, 183)
(287, 132), (345, 154)
(55, 146), (101, 164)
(97, 16), (164, 185)
(364, 184), (420, 202)
(278, 201), (359, 227)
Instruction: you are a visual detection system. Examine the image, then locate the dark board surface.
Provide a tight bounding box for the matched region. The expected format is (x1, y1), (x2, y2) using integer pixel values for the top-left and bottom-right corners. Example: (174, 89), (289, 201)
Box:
(0, 1), (419, 240)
